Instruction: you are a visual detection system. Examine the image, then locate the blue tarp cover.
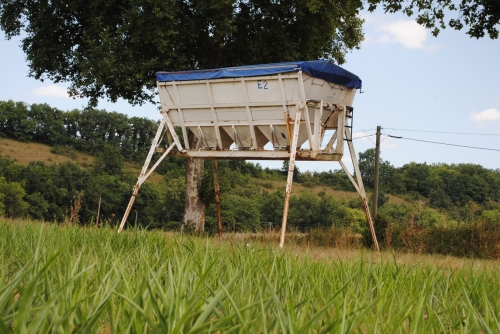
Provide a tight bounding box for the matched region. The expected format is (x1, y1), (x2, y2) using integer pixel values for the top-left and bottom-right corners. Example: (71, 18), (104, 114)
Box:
(156, 60), (361, 89)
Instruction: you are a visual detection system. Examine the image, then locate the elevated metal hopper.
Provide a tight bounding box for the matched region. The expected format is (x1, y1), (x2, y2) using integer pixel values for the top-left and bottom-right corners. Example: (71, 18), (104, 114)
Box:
(119, 61), (379, 251)
(156, 61), (360, 160)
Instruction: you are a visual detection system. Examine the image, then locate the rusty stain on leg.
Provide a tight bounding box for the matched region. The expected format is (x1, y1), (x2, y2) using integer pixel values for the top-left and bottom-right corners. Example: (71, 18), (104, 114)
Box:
(285, 112), (293, 147)
(213, 160), (222, 239)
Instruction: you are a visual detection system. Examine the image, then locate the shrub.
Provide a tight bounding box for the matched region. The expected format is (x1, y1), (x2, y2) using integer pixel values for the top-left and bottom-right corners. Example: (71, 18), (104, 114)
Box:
(386, 221), (500, 259)
(481, 210), (500, 223)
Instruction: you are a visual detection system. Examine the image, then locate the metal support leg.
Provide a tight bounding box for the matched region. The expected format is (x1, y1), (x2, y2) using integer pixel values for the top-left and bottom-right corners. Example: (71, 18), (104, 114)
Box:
(344, 127), (380, 252)
(118, 141), (176, 232)
(118, 111), (183, 233)
(213, 160), (222, 239)
(279, 105), (303, 248)
(119, 184), (140, 232)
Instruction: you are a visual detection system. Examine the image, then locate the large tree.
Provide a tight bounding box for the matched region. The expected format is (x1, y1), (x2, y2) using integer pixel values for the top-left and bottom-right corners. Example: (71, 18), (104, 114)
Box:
(1, 0), (497, 229)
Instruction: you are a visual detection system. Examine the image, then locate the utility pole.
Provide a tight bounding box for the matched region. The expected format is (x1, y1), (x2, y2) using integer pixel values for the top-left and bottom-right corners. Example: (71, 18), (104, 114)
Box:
(372, 125), (381, 221)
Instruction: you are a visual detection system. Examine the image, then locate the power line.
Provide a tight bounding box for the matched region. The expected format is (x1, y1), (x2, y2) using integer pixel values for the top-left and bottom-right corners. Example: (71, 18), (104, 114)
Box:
(386, 135), (500, 152)
(382, 128), (500, 137)
(352, 134), (375, 140)
(361, 130), (376, 145)
(319, 133), (375, 149)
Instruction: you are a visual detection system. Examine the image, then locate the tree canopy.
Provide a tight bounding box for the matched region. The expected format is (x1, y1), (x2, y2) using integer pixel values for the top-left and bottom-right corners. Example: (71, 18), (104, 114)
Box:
(0, 0), (364, 106)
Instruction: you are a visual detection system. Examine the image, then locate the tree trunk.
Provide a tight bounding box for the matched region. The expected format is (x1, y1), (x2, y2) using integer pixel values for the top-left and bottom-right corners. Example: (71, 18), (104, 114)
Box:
(183, 130), (205, 232)
(183, 158), (205, 231)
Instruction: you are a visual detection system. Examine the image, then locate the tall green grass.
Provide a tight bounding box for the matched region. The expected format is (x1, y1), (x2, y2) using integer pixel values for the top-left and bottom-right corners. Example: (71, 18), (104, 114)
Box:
(1, 219), (500, 333)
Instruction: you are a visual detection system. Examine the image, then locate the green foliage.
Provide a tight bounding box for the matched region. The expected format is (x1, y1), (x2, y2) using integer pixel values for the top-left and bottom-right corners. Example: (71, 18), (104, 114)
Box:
(0, 100), (32, 141)
(0, 176), (28, 217)
(309, 169), (353, 191)
(285, 191), (367, 232)
(157, 174), (186, 225)
(260, 190), (285, 228)
(363, 213), (390, 248)
(481, 209), (500, 223)
(2, 100), (500, 258)
(378, 203), (411, 224)
(356, 149), (500, 214)
(288, 191), (319, 230)
(0, 188), (4, 215)
(429, 186), (452, 208)
(386, 221), (500, 259)
(358, 148), (397, 206)
(0, 100), (159, 161)
(132, 183), (161, 228)
(358, 148), (376, 188)
(93, 144), (124, 175)
(366, 0), (500, 39)
(378, 202), (447, 229)
(28, 103), (66, 145)
(214, 194), (261, 232)
(49, 145), (78, 159)
(24, 191), (49, 220)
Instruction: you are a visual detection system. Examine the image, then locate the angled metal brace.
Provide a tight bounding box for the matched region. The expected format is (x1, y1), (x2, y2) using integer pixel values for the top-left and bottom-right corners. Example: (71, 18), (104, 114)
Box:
(325, 130), (337, 152)
(118, 112), (184, 232)
(339, 160), (360, 194)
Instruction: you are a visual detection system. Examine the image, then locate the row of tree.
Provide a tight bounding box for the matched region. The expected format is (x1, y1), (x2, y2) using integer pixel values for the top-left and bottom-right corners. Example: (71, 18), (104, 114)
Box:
(291, 148), (500, 213)
(1, 150), (363, 232)
(356, 149), (500, 211)
(0, 100), (157, 160)
(1, 146), (499, 234)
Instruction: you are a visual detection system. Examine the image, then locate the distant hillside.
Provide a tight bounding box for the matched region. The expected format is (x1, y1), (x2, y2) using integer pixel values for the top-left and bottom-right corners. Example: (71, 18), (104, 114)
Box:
(0, 135), (372, 200)
(0, 134), (403, 233)
(0, 137), (95, 168)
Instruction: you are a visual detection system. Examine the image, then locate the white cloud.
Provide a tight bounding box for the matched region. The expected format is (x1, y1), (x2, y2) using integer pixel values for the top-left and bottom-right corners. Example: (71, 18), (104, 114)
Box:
(378, 20), (427, 49)
(380, 136), (397, 149)
(33, 85), (70, 98)
(361, 13), (431, 49)
(469, 108), (500, 122)
(360, 13), (380, 24)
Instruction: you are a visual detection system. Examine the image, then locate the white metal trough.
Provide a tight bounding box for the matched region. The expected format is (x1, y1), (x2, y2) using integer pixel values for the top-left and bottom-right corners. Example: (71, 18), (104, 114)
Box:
(118, 60), (379, 251)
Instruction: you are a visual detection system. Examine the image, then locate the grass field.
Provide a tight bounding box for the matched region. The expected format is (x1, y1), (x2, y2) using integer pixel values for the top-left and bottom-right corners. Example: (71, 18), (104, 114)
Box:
(1, 219), (499, 333)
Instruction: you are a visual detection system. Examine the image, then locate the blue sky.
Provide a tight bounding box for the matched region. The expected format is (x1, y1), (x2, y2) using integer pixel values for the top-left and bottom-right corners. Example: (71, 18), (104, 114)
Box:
(1, 10), (499, 173)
